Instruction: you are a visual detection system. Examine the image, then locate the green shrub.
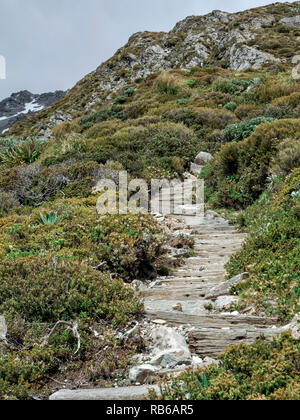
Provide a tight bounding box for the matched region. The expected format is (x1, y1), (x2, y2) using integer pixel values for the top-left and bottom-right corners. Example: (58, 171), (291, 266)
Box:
(0, 191), (19, 218)
(163, 107), (237, 130)
(0, 257), (142, 324)
(0, 204), (167, 282)
(271, 138), (300, 176)
(224, 102), (237, 112)
(222, 117), (275, 143)
(213, 78), (251, 94)
(155, 332), (300, 400)
(79, 106), (123, 131)
(182, 79), (196, 88)
(177, 98), (189, 106)
(205, 119), (300, 208)
(124, 87), (135, 97)
(226, 170), (300, 321)
(113, 96), (127, 105)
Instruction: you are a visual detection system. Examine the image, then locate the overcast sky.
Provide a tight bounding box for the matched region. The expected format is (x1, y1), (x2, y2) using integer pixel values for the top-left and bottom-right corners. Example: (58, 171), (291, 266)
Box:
(0, 0), (287, 100)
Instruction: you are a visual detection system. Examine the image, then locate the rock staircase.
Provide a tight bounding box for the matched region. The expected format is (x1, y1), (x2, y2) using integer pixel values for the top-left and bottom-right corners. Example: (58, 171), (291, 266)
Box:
(145, 207), (277, 358)
(50, 177), (279, 400)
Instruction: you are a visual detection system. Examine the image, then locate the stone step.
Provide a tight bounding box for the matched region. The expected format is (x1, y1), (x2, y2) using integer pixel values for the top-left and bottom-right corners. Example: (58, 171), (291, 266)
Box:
(143, 286), (211, 300)
(173, 270), (226, 278)
(145, 299), (210, 314)
(188, 327), (277, 357)
(146, 311), (277, 329)
(158, 276), (225, 285)
(49, 385), (160, 401)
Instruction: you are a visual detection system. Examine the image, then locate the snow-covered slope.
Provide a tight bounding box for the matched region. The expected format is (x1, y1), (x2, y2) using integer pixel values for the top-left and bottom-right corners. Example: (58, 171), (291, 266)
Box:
(0, 90), (65, 134)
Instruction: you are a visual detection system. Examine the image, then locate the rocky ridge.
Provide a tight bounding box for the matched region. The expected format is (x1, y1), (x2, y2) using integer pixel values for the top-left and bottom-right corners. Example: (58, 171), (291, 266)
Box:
(0, 90), (65, 134)
(3, 2), (300, 138)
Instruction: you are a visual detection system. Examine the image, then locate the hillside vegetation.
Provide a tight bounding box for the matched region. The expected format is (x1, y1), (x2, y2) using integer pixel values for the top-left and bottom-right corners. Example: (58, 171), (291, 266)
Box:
(0, 1), (299, 400)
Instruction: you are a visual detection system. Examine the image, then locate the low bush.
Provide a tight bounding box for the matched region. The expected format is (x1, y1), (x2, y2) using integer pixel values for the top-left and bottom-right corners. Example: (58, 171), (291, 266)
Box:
(163, 107), (237, 131)
(271, 137), (300, 176)
(155, 332), (300, 400)
(213, 78), (251, 94)
(78, 106), (124, 131)
(221, 117), (275, 143)
(0, 257), (142, 324)
(205, 119), (300, 208)
(226, 170), (300, 321)
(0, 202), (167, 282)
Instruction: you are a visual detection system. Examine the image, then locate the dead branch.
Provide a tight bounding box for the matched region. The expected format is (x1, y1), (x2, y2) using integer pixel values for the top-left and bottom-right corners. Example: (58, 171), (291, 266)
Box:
(41, 320), (81, 355)
(93, 261), (107, 270)
(122, 321), (139, 343)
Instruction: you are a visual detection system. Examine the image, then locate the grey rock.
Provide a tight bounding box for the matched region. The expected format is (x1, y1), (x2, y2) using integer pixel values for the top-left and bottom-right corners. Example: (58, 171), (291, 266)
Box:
(203, 357), (220, 367)
(0, 315), (7, 343)
(129, 364), (159, 384)
(280, 15), (300, 28)
(190, 162), (203, 175)
(228, 329), (247, 340)
(205, 273), (249, 299)
(150, 350), (191, 369)
(150, 326), (191, 368)
(195, 152), (213, 165)
(130, 280), (149, 291)
(213, 296), (238, 311)
(280, 314), (300, 340)
(151, 319), (167, 325)
(49, 385), (160, 401)
(191, 355), (204, 367)
(230, 45), (281, 71)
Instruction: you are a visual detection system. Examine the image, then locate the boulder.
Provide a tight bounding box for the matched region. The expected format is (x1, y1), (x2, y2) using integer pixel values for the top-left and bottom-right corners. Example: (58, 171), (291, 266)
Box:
(205, 273), (249, 299)
(202, 357), (220, 367)
(195, 152), (213, 165)
(129, 364), (159, 384)
(150, 349), (191, 369)
(0, 316), (7, 344)
(230, 45), (280, 71)
(279, 15), (300, 28)
(150, 326), (191, 368)
(190, 162), (203, 175)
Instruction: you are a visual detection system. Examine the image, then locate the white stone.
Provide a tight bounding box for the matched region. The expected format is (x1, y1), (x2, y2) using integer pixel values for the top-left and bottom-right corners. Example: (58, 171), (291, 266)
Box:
(190, 162), (203, 175)
(0, 316), (7, 343)
(129, 364), (159, 384)
(150, 326), (191, 368)
(214, 296), (238, 311)
(195, 152), (213, 165)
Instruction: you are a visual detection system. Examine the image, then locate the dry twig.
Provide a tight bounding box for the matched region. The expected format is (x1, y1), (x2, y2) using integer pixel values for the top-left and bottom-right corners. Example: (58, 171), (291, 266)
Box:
(41, 321), (81, 355)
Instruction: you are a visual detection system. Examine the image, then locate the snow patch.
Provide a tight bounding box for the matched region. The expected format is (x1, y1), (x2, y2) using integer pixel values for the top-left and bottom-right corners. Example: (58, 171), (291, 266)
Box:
(0, 100), (45, 133)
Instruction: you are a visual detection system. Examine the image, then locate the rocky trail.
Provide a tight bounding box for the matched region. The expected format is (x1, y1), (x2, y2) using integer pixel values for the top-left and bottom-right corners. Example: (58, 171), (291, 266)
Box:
(50, 178), (285, 400)
(145, 210), (277, 357)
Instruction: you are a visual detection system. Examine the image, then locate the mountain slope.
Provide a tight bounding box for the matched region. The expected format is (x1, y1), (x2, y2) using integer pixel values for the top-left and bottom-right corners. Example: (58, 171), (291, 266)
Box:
(0, 1), (299, 400)
(3, 1), (300, 139)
